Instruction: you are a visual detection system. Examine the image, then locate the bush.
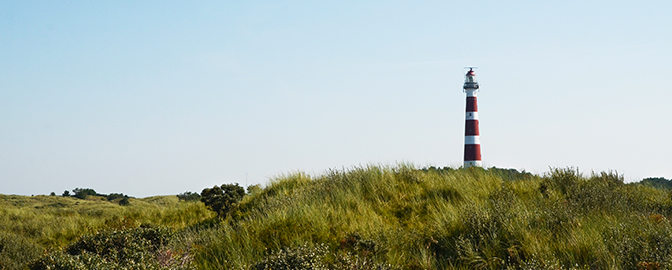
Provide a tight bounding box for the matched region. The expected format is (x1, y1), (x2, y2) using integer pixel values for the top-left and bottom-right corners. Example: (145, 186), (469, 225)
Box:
(72, 188), (97, 199)
(253, 243), (329, 270)
(29, 225), (191, 270)
(177, 192), (201, 202)
(252, 242), (398, 270)
(106, 193), (127, 201)
(119, 197), (130, 206)
(106, 193), (131, 205)
(200, 183), (245, 217)
(641, 177), (672, 190)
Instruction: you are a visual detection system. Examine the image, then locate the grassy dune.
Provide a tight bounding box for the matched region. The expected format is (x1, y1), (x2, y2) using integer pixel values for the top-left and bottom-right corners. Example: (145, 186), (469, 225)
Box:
(3, 165), (672, 269)
(190, 165), (672, 269)
(0, 195), (213, 269)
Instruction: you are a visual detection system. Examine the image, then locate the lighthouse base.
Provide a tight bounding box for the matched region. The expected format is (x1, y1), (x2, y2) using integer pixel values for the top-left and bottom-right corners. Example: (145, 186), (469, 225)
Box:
(464, 160), (482, 168)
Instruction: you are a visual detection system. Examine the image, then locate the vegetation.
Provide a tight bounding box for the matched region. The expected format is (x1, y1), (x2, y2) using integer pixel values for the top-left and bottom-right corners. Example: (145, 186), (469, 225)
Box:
(71, 188), (98, 199)
(188, 165), (672, 269)
(177, 192), (201, 202)
(200, 183), (245, 218)
(641, 177), (672, 190)
(3, 165), (672, 269)
(29, 225), (187, 270)
(0, 194), (213, 269)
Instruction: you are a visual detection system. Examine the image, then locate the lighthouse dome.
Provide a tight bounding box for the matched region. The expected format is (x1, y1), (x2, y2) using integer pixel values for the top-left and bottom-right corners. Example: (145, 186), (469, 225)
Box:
(463, 68), (479, 89)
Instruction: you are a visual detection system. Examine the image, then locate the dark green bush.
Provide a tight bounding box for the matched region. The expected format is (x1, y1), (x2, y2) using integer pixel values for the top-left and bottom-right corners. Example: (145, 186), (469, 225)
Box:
(119, 197), (130, 206)
(29, 225), (191, 270)
(200, 183), (245, 217)
(252, 243), (397, 270)
(176, 192), (201, 202)
(641, 177), (672, 190)
(105, 193), (131, 205)
(253, 243), (329, 270)
(71, 188), (98, 199)
(106, 193), (127, 201)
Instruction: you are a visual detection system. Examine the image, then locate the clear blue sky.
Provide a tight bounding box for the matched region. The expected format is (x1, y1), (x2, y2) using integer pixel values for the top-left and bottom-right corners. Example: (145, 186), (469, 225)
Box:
(2, 1), (671, 197)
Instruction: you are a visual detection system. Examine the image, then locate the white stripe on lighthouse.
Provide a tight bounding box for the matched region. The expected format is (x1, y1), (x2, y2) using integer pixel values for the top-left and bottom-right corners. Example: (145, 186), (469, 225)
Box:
(465, 161), (483, 167)
(464, 135), (480, 145)
(465, 112), (478, 120)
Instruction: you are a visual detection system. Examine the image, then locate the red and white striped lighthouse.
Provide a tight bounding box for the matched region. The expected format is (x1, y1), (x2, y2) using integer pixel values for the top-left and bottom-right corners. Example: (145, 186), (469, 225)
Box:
(463, 68), (482, 168)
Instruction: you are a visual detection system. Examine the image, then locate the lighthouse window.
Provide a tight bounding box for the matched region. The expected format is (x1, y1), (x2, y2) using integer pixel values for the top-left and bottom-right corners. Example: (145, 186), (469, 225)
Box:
(467, 77), (474, 83)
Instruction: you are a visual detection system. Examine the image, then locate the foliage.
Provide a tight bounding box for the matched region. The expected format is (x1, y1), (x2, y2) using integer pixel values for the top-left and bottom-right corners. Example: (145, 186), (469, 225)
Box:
(4, 165), (672, 270)
(641, 177), (672, 190)
(188, 165), (672, 269)
(71, 188), (98, 199)
(252, 243), (329, 270)
(0, 194), (213, 269)
(30, 225), (193, 270)
(0, 231), (43, 270)
(251, 242), (398, 270)
(106, 193), (128, 201)
(176, 192), (201, 202)
(105, 193), (131, 206)
(200, 183), (245, 217)
(119, 197), (131, 206)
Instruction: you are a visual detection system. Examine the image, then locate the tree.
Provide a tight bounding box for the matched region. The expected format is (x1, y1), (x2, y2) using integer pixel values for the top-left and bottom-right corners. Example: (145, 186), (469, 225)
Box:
(62, 190), (70, 197)
(200, 183), (245, 217)
(641, 177), (672, 190)
(72, 188), (97, 199)
(177, 191), (201, 202)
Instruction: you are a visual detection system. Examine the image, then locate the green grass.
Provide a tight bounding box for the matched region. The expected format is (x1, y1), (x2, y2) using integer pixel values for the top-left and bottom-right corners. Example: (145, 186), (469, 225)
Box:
(4, 165), (672, 269)
(187, 165), (672, 269)
(0, 194), (213, 269)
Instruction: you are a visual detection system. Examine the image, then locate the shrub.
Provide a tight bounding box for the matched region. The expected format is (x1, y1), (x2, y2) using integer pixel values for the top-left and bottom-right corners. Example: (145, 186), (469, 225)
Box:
(106, 193), (127, 201)
(252, 242), (398, 270)
(72, 188), (97, 199)
(200, 183), (245, 217)
(177, 192), (201, 202)
(29, 225), (190, 270)
(641, 177), (672, 190)
(119, 197), (130, 206)
(253, 243), (329, 270)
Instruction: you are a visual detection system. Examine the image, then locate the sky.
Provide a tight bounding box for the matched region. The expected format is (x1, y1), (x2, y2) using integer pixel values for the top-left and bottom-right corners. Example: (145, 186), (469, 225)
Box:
(1, 1), (671, 197)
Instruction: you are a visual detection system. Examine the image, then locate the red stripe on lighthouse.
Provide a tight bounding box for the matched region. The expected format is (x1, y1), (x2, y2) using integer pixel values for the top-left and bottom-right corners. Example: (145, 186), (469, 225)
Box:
(464, 144), (481, 161)
(466, 97), (478, 112)
(465, 120), (480, 136)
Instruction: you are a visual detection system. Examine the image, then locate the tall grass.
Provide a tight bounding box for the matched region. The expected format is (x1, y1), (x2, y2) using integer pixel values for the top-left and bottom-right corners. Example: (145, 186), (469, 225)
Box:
(187, 165), (672, 269)
(5, 165), (672, 269)
(0, 194), (213, 269)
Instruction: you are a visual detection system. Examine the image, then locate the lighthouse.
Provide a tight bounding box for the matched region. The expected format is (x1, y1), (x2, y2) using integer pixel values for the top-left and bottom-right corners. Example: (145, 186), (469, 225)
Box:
(463, 68), (482, 168)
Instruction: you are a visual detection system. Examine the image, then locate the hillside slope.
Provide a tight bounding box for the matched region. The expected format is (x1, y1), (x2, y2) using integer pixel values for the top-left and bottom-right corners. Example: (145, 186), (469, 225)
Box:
(6, 165), (672, 269)
(0, 195), (213, 269)
(192, 165), (672, 269)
